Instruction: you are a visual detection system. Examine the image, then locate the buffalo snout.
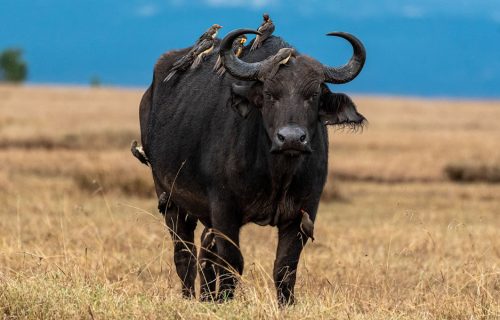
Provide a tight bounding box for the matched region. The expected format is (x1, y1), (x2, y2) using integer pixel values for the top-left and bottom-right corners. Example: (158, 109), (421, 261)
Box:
(271, 125), (312, 156)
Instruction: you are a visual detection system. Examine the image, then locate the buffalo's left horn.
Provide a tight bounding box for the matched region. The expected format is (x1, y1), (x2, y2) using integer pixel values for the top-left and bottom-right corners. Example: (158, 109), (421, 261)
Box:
(323, 32), (366, 84)
(220, 29), (263, 81)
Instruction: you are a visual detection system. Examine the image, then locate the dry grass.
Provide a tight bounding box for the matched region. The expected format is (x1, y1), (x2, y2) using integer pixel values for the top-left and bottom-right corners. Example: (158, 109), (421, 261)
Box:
(1, 85), (499, 319)
(328, 97), (500, 183)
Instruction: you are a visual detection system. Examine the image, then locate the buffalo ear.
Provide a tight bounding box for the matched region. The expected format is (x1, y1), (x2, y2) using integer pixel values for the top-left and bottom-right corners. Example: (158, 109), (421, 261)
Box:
(319, 88), (366, 128)
(228, 82), (263, 118)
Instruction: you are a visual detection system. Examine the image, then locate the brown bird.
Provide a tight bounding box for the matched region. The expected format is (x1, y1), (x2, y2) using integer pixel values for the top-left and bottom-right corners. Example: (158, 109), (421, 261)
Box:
(250, 13), (275, 51)
(130, 140), (149, 166)
(256, 47), (295, 81)
(213, 35), (247, 76)
(196, 23), (222, 42)
(158, 191), (169, 214)
(164, 24), (223, 82)
(299, 209), (315, 241)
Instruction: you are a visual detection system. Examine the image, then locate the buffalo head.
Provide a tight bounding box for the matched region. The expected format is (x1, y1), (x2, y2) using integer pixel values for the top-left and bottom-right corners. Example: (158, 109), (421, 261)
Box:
(220, 29), (366, 156)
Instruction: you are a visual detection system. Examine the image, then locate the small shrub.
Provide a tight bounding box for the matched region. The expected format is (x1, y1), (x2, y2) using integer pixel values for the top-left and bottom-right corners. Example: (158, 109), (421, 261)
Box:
(444, 162), (500, 183)
(89, 75), (101, 87)
(0, 48), (27, 83)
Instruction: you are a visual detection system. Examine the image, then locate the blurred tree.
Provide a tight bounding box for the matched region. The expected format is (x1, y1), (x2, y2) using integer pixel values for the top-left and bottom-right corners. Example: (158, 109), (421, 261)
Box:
(90, 75), (101, 87)
(0, 48), (27, 83)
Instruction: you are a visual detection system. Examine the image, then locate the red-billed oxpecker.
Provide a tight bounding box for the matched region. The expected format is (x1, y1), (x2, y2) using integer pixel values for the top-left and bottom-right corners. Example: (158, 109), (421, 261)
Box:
(213, 35), (247, 76)
(250, 13), (275, 51)
(164, 24), (223, 82)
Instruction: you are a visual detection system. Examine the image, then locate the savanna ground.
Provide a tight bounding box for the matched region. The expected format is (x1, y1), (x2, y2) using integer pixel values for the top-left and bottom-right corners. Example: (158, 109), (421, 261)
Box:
(0, 84), (499, 319)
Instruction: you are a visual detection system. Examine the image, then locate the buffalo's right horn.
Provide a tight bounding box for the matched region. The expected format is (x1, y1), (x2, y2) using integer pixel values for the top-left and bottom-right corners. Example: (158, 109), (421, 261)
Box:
(220, 29), (264, 81)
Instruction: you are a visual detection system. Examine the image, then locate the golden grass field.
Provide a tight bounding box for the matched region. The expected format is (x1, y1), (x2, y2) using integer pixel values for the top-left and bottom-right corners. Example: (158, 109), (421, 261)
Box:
(1, 84), (499, 319)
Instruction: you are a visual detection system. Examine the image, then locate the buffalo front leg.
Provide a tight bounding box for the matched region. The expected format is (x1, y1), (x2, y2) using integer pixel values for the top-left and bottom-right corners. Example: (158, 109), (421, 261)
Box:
(210, 202), (243, 302)
(198, 227), (217, 301)
(164, 204), (198, 298)
(273, 219), (309, 306)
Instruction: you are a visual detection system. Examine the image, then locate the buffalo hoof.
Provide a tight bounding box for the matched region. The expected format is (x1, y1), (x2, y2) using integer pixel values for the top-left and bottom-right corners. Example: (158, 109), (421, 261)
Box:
(181, 287), (196, 299)
(216, 290), (235, 303)
(277, 291), (296, 307)
(200, 292), (217, 303)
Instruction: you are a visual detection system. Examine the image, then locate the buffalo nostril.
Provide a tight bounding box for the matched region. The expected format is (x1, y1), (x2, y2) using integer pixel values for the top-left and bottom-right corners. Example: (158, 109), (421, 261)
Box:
(277, 133), (285, 142)
(300, 134), (306, 142)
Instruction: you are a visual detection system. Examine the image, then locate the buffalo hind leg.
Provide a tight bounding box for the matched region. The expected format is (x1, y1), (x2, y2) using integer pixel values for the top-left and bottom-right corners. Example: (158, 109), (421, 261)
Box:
(198, 227), (218, 301)
(163, 204), (198, 298)
(273, 218), (309, 306)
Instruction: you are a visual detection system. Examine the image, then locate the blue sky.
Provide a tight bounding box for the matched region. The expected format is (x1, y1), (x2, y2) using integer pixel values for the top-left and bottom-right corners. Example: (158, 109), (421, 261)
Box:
(1, 0), (499, 98)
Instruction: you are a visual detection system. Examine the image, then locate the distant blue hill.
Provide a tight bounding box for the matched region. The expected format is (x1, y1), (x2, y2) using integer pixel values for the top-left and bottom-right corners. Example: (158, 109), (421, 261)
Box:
(1, 2), (499, 98)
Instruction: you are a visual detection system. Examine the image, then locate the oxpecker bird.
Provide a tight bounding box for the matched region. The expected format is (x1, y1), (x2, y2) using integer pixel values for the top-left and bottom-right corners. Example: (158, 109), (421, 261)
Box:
(213, 35), (247, 76)
(164, 24), (223, 82)
(130, 140), (149, 166)
(250, 13), (275, 51)
(158, 191), (169, 214)
(256, 47), (295, 81)
(300, 209), (315, 241)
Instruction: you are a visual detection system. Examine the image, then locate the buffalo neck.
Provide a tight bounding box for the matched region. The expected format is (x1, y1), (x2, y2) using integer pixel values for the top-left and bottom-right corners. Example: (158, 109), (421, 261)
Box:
(249, 111), (305, 198)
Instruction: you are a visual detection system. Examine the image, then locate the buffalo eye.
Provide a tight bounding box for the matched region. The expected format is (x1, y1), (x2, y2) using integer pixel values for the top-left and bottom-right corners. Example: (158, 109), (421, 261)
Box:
(264, 91), (276, 102)
(306, 91), (320, 103)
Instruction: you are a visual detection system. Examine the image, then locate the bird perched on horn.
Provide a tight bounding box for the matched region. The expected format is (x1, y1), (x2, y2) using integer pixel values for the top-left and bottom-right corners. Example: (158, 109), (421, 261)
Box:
(250, 13), (275, 51)
(220, 29), (296, 82)
(164, 24), (223, 82)
(263, 47), (295, 80)
(213, 35), (247, 76)
(244, 47), (296, 81)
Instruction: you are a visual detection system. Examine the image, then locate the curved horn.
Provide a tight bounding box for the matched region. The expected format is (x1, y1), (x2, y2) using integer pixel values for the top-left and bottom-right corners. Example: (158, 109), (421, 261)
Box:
(323, 32), (366, 84)
(220, 29), (263, 81)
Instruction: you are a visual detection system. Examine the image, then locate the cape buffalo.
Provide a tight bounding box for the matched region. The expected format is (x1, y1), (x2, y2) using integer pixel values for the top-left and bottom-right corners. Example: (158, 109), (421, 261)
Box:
(137, 28), (366, 305)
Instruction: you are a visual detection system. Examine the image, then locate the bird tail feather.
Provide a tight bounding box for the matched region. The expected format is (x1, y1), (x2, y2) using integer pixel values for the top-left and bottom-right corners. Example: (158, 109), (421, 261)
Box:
(216, 67), (226, 77)
(163, 70), (177, 82)
(191, 54), (204, 70)
(213, 56), (222, 71)
(250, 36), (260, 51)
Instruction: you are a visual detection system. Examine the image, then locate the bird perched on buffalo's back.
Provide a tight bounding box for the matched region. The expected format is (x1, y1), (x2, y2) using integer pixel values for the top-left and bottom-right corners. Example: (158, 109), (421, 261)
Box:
(164, 24), (223, 82)
(250, 13), (275, 51)
(213, 35), (247, 76)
